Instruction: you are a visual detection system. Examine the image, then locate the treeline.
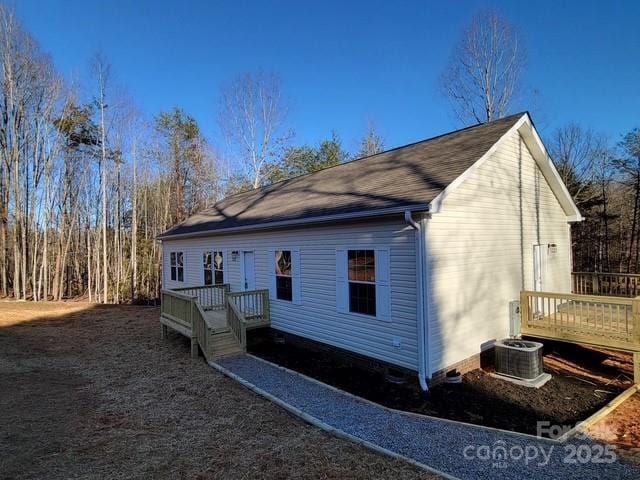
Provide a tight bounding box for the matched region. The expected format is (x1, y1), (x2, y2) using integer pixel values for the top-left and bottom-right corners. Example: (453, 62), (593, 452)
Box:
(0, 5), (637, 304)
(552, 126), (640, 273)
(0, 6), (383, 303)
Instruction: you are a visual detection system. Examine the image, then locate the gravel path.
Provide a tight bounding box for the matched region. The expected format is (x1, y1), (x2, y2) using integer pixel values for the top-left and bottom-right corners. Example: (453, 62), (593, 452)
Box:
(216, 354), (639, 480)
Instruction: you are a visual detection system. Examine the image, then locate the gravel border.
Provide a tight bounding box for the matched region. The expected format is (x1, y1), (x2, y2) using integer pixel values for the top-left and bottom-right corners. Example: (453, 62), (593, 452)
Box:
(247, 353), (562, 445)
(209, 359), (455, 480)
(213, 354), (639, 480)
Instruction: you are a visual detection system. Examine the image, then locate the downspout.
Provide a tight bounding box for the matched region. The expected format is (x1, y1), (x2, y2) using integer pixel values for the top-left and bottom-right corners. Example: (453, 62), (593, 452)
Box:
(404, 211), (429, 391)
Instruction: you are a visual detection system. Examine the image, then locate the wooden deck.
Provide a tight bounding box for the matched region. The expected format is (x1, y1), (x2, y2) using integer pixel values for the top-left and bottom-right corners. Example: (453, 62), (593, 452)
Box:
(203, 308), (270, 332)
(521, 290), (640, 382)
(160, 285), (270, 361)
(572, 272), (640, 298)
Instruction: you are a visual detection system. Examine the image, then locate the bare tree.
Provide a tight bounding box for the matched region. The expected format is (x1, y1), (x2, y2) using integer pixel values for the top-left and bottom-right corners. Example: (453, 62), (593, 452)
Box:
(356, 122), (384, 158)
(92, 54), (111, 303)
(616, 129), (640, 271)
(548, 124), (606, 207)
(593, 147), (615, 272)
(440, 10), (525, 124)
(218, 72), (292, 188)
(0, 4), (65, 299)
(131, 121), (139, 302)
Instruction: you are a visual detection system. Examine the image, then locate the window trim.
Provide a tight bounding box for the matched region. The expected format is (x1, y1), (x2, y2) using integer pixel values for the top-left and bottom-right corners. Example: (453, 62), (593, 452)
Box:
(269, 248), (301, 305)
(203, 250), (224, 285)
(336, 247), (391, 322)
(347, 249), (377, 317)
(213, 251), (224, 285)
(203, 251), (212, 285)
(170, 251), (184, 283)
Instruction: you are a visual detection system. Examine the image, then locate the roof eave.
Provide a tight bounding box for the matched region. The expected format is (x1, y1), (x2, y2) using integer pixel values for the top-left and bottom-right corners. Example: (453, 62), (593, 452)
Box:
(428, 113), (583, 222)
(157, 204), (430, 241)
(517, 115), (583, 221)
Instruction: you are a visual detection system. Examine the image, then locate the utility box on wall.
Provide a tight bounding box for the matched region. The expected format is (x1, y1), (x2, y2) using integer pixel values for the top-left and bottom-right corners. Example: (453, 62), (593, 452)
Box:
(509, 300), (521, 338)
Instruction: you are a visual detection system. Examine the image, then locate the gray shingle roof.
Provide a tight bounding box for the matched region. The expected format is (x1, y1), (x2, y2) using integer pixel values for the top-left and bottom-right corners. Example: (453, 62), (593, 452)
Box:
(159, 113), (524, 239)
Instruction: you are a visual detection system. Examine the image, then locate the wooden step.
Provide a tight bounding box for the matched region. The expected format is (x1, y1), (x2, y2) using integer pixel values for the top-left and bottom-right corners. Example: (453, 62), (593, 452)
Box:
(206, 330), (243, 359)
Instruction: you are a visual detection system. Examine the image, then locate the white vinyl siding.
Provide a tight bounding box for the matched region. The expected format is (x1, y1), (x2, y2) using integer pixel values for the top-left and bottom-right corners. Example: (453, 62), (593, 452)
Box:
(426, 130), (572, 373)
(162, 219), (418, 369)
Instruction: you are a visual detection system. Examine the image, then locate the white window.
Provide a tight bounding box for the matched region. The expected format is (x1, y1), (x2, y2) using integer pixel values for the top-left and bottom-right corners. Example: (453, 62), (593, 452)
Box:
(336, 248), (390, 321)
(347, 250), (376, 316)
(170, 252), (184, 282)
(268, 249), (301, 304)
(203, 251), (224, 285)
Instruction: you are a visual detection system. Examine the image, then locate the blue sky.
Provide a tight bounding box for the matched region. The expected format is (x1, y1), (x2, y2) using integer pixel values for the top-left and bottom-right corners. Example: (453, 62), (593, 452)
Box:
(15, 0), (640, 152)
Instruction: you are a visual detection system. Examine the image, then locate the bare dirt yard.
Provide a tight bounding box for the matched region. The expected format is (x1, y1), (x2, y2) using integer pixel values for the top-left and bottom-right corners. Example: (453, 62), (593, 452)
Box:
(588, 392), (640, 468)
(0, 301), (435, 480)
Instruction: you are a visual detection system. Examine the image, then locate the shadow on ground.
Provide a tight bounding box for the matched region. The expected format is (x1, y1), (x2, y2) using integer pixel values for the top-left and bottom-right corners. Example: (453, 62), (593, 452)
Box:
(0, 301), (435, 480)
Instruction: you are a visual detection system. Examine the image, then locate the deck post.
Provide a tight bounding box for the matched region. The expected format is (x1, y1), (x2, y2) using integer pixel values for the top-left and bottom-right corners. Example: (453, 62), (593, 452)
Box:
(634, 297), (640, 383)
(634, 296), (640, 344)
(160, 323), (168, 340)
(190, 337), (199, 358)
(592, 273), (599, 294)
(189, 298), (199, 358)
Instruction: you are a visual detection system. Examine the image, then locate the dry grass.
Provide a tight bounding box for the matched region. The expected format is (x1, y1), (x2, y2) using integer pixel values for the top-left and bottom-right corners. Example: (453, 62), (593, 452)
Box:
(0, 301), (436, 479)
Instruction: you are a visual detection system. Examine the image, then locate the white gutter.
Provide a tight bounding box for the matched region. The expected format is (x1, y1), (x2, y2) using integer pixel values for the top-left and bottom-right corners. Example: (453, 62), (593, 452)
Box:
(158, 204), (430, 241)
(404, 210), (429, 391)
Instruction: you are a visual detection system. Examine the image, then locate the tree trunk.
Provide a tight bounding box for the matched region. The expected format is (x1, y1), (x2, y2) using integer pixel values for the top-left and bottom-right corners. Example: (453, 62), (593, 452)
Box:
(628, 174), (640, 272)
(131, 139), (138, 302)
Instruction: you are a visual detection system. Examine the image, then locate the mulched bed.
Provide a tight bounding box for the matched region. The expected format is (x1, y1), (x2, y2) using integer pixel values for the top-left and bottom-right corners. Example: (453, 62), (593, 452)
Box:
(249, 338), (632, 436)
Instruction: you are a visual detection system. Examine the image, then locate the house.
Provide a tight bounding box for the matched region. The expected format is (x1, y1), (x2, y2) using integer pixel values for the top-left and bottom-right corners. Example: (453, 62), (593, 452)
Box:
(158, 112), (582, 389)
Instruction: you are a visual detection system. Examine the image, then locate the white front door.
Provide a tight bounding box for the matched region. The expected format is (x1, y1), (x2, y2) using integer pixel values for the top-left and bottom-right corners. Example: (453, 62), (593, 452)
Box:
(533, 244), (545, 292)
(242, 251), (256, 291)
(533, 244), (546, 317)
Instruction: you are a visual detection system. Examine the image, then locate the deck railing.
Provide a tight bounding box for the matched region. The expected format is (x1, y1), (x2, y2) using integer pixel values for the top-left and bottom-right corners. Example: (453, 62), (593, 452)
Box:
(174, 284), (230, 310)
(161, 286), (271, 357)
(160, 289), (200, 356)
(521, 290), (640, 352)
(227, 301), (247, 351)
(227, 289), (270, 324)
(160, 289), (195, 326)
(572, 272), (640, 298)
(191, 301), (210, 359)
